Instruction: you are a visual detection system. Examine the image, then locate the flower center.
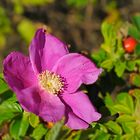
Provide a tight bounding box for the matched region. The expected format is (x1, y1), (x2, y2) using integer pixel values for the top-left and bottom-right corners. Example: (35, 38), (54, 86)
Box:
(38, 70), (65, 95)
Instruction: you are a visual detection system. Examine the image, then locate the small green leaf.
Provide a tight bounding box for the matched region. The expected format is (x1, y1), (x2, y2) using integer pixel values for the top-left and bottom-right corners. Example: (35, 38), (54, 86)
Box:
(128, 25), (140, 40)
(134, 99), (140, 120)
(29, 113), (40, 128)
(98, 124), (108, 133)
(10, 119), (21, 140)
(94, 131), (110, 140)
(0, 111), (15, 125)
(121, 122), (136, 134)
(116, 93), (134, 114)
(104, 93), (115, 114)
(117, 115), (135, 123)
(19, 111), (29, 137)
(113, 135), (121, 140)
(132, 15), (140, 31)
(113, 104), (132, 114)
(115, 61), (126, 77)
(100, 59), (114, 71)
(101, 22), (116, 45)
(0, 97), (22, 125)
(126, 60), (136, 71)
(9, 112), (29, 139)
(135, 44), (140, 55)
(104, 93), (114, 106)
(91, 49), (106, 64)
(122, 134), (135, 140)
(31, 124), (47, 140)
(105, 121), (122, 135)
(1, 99), (22, 113)
(45, 119), (64, 140)
(116, 37), (124, 55)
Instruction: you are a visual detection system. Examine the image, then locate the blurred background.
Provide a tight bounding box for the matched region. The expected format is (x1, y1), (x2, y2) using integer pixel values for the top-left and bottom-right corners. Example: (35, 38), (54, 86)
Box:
(0, 0), (140, 72)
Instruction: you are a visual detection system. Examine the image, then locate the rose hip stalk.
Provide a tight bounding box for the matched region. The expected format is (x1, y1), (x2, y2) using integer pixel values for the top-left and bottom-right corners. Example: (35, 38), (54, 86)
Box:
(3, 29), (102, 129)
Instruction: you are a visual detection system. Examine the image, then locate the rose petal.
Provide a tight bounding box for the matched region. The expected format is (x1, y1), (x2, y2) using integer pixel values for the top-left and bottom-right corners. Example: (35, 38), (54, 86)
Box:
(39, 91), (65, 122)
(65, 107), (89, 129)
(16, 86), (41, 115)
(29, 29), (69, 74)
(53, 53), (102, 93)
(3, 52), (38, 92)
(61, 91), (101, 124)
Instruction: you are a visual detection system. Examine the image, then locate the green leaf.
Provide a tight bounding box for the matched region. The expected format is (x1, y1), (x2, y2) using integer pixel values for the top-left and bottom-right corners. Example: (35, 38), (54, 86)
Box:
(122, 134), (135, 140)
(134, 98), (140, 120)
(126, 60), (136, 71)
(104, 93), (116, 114)
(19, 111), (29, 137)
(75, 128), (90, 140)
(135, 43), (140, 55)
(101, 21), (117, 55)
(94, 131), (110, 140)
(135, 59), (140, 65)
(113, 104), (132, 114)
(98, 124), (108, 133)
(29, 113), (40, 128)
(116, 93), (134, 114)
(105, 121), (122, 135)
(91, 49), (106, 64)
(128, 25), (140, 40)
(1, 99), (22, 113)
(121, 122), (136, 134)
(100, 59), (114, 71)
(31, 124), (47, 140)
(113, 93), (134, 114)
(135, 125), (140, 137)
(101, 22), (116, 45)
(105, 121), (122, 134)
(115, 61), (126, 77)
(9, 112), (29, 139)
(132, 15), (140, 31)
(0, 97), (22, 125)
(0, 111), (15, 125)
(117, 115), (135, 123)
(0, 78), (9, 94)
(104, 94), (113, 106)
(10, 119), (21, 140)
(116, 37), (124, 55)
(45, 119), (64, 140)
(113, 135), (121, 140)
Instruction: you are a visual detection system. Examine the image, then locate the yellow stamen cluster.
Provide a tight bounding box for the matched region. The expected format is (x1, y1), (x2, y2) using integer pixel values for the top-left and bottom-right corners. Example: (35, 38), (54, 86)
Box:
(38, 70), (64, 95)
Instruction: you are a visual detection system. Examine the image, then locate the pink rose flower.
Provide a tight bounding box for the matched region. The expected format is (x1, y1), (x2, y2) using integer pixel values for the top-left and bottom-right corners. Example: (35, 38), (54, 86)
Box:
(3, 29), (102, 129)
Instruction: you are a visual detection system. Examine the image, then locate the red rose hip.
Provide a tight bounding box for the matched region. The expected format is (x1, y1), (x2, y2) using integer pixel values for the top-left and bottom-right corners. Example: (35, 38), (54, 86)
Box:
(123, 37), (137, 53)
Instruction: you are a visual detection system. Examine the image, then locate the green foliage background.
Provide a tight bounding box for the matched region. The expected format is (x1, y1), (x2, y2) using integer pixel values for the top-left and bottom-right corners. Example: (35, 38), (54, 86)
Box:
(1, 0), (140, 140)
